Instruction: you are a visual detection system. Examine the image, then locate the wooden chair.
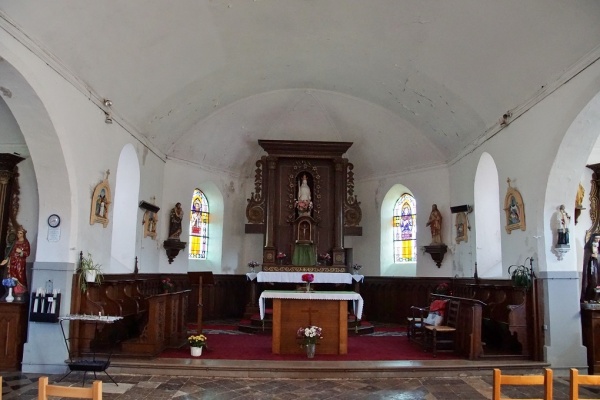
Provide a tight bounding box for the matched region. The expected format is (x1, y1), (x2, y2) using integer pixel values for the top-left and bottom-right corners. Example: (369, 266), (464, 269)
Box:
(38, 376), (102, 400)
(570, 368), (600, 400)
(407, 297), (447, 344)
(423, 299), (459, 357)
(492, 368), (553, 400)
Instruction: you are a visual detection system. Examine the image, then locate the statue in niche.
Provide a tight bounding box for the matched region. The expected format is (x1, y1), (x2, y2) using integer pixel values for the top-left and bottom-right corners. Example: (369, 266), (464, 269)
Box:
(295, 174), (313, 217)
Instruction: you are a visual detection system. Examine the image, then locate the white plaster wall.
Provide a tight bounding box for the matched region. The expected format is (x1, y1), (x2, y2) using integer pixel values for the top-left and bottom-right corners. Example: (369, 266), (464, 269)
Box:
(356, 165), (451, 277)
(448, 58), (600, 371)
(0, 28), (167, 373)
(162, 160), (239, 274)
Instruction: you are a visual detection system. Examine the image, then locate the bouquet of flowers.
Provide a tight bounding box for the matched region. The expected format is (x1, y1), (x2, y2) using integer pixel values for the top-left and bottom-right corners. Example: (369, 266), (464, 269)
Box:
(188, 334), (207, 348)
(301, 273), (314, 283)
(297, 325), (323, 345)
(352, 264), (362, 272)
(319, 253), (331, 261)
(248, 261), (260, 269)
(161, 277), (175, 293)
(296, 199), (313, 212)
(2, 277), (16, 288)
(276, 252), (286, 260)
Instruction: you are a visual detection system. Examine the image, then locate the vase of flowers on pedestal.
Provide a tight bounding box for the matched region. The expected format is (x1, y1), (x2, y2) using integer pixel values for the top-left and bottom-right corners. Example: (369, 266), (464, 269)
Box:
(319, 252), (331, 266)
(297, 325), (322, 358)
(352, 264), (362, 275)
(188, 334), (207, 357)
(247, 261), (259, 274)
(276, 252), (286, 265)
(2, 277), (16, 302)
(302, 273), (314, 292)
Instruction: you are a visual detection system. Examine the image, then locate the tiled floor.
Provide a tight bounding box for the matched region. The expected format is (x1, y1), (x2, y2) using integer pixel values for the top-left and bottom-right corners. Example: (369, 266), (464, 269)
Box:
(2, 370), (600, 399)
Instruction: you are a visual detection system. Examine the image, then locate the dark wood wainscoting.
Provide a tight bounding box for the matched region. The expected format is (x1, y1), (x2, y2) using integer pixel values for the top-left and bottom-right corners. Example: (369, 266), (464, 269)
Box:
(69, 273), (541, 360)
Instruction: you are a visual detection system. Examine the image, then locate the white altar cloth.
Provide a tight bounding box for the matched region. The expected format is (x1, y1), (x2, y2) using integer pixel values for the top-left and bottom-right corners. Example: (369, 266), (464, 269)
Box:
(259, 290), (363, 320)
(252, 271), (363, 284)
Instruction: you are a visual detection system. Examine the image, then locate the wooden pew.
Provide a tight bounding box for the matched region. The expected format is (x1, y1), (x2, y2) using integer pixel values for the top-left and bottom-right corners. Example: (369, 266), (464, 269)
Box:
(71, 273), (191, 358)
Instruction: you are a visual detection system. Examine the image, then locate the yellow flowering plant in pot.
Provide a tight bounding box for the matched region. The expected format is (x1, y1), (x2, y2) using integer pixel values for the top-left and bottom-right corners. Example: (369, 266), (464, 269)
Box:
(188, 334), (207, 348)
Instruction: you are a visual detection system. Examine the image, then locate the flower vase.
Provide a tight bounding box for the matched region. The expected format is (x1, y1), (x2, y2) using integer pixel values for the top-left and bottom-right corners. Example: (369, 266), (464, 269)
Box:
(305, 343), (316, 358)
(305, 282), (311, 292)
(5, 287), (14, 302)
(190, 346), (203, 357)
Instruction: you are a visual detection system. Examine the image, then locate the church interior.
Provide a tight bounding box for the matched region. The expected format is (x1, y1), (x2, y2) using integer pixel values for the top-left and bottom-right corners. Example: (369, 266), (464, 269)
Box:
(2, 1), (600, 398)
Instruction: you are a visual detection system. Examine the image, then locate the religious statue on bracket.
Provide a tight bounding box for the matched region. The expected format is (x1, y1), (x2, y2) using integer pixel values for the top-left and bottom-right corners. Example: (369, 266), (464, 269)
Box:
(423, 204), (447, 268)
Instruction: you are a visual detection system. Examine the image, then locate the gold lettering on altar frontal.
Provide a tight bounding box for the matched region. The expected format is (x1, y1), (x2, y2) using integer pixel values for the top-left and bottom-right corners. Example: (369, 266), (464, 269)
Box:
(262, 265), (347, 273)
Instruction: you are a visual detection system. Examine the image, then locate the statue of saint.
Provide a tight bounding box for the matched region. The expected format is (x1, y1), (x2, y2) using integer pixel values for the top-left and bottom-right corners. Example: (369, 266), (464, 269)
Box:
(296, 174), (313, 215)
(168, 202), (183, 240)
(298, 174), (311, 202)
(556, 204), (571, 246)
(426, 204), (443, 245)
(583, 235), (600, 302)
(1, 227), (31, 291)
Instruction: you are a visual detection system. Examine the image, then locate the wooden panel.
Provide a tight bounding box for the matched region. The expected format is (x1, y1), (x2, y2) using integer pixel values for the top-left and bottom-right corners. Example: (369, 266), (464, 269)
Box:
(0, 302), (28, 370)
(272, 298), (347, 355)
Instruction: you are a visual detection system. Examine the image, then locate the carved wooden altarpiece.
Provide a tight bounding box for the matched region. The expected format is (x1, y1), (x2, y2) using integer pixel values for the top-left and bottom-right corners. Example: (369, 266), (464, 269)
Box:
(245, 140), (362, 271)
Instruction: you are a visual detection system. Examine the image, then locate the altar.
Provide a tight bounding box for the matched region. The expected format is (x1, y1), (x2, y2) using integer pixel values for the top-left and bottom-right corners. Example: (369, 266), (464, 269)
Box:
(259, 290), (363, 355)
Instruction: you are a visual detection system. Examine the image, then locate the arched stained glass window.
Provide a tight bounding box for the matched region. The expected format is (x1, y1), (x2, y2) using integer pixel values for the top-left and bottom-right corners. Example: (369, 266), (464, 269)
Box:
(393, 194), (416, 263)
(189, 189), (209, 260)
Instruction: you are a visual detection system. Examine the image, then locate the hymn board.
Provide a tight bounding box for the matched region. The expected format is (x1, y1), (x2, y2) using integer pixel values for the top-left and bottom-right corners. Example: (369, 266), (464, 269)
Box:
(245, 140), (363, 272)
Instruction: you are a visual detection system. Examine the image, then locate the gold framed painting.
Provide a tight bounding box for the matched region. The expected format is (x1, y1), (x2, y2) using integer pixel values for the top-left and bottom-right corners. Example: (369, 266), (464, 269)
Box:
(503, 178), (526, 233)
(143, 210), (158, 239)
(455, 212), (468, 243)
(89, 171), (111, 228)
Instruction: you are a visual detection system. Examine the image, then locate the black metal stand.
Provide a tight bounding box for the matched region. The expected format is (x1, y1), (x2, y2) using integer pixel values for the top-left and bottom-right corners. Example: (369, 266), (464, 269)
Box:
(57, 316), (122, 386)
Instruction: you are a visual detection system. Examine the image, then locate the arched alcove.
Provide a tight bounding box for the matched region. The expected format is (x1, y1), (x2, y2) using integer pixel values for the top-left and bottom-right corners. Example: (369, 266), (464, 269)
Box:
(110, 144), (140, 273)
(474, 152), (503, 277)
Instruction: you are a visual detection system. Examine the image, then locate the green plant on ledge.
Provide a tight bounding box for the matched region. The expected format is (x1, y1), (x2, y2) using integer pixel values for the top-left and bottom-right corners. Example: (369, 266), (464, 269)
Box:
(508, 257), (534, 289)
(78, 252), (103, 292)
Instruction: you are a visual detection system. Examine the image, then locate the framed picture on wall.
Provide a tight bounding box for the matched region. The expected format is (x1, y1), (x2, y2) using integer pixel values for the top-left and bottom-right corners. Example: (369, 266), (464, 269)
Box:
(503, 178), (526, 233)
(455, 212), (468, 243)
(89, 170), (111, 228)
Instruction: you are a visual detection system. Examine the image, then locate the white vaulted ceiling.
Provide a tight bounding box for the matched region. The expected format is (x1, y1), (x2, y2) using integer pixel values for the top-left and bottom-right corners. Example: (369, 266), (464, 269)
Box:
(2, 1), (600, 179)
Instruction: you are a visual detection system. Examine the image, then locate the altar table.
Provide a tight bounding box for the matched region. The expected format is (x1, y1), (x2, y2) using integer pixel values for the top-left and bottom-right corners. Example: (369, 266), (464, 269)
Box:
(259, 290), (364, 355)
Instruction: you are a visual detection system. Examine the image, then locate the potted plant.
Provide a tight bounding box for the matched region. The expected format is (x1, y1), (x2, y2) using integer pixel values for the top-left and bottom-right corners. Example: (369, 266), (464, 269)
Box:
(508, 261), (533, 289)
(188, 334), (207, 356)
(78, 252), (103, 292)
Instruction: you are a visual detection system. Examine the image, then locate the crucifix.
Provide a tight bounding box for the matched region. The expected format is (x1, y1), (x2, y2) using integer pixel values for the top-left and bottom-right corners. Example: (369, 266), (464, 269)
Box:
(301, 306), (319, 326)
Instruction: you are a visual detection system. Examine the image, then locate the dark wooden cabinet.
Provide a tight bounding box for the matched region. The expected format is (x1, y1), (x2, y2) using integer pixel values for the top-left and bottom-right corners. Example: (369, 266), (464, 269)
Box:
(581, 307), (600, 374)
(0, 301), (28, 370)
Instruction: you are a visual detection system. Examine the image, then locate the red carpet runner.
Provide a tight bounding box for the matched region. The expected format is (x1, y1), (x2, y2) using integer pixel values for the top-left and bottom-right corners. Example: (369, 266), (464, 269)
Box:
(160, 324), (458, 361)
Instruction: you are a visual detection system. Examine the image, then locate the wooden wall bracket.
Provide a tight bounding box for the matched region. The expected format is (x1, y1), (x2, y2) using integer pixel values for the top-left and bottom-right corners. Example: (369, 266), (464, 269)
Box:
(424, 244), (448, 268)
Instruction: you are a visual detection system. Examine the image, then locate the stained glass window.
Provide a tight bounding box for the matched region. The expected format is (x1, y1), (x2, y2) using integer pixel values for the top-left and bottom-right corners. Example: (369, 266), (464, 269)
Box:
(393, 193), (416, 263)
(189, 189), (209, 260)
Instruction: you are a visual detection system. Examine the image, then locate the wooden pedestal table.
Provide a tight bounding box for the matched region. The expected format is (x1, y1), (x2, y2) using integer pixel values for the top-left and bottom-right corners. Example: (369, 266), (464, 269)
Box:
(259, 290), (363, 355)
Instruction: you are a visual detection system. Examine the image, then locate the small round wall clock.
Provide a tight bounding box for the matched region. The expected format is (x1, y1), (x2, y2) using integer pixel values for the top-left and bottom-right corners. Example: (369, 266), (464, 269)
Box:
(48, 214), (61, 228)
